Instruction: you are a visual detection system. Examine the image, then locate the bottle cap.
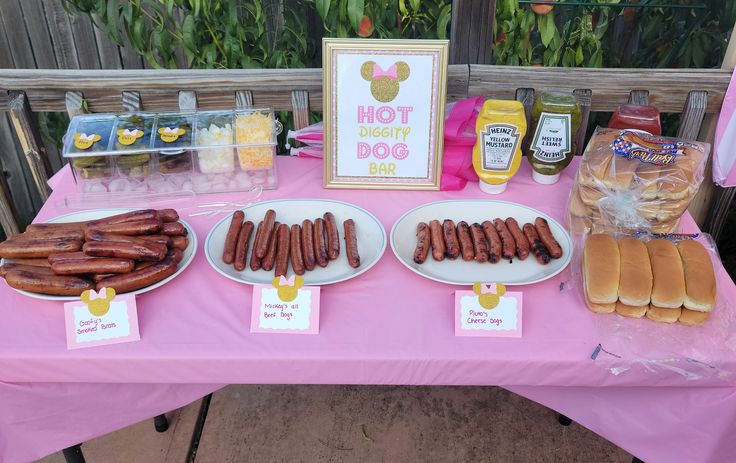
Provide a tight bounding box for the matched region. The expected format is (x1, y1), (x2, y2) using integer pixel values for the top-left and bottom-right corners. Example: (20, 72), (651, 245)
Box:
(479, 181), (507, 194)
(532, 170), (560, 185)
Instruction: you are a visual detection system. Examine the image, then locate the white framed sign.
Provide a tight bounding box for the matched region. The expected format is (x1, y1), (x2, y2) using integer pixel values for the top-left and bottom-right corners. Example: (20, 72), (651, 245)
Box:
(323, 39), (449, 190)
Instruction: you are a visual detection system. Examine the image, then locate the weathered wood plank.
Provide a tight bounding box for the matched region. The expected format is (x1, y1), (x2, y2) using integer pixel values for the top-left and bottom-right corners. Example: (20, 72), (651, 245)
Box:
(91, 13), (123, 70)
(0, 11), (14, 68)
(0, 65), (466, 112)
(0, 0), (37, 68)
(119, 23), (144, 69)
(8, 91), (52, 201)
(627, 90), (649, 105)
(235, 90), (254, 108)
(122, 90), (142, 112)
(19, 0), (58, 69)
(449, 0), (495, 64)
(65, 91), (86, 117)
(677, 90), (708, 140)
(573, 88), (592, 156)
(178, 91), (198, 111)
(0, 169), (20, 236)
(43, 0), (80, 69)
(0, 113), (43, 227)
(68, 11), (101, 69)
(291, 90), (310, 130)
(468, 66), (730, 113)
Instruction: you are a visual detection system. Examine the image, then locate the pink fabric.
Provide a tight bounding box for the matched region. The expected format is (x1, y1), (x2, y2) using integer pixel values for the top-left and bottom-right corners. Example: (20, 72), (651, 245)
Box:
(714, 68), (736, 186)
(441, 97), (482, 190)
(2, 156), (736, 462)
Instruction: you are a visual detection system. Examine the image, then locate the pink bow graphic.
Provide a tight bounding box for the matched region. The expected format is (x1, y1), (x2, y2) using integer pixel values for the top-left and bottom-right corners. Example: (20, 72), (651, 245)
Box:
(79, 133), (96, 141)
(373, 63), (397, 80)
(479, 283), (498, 295)
(87, 288), (106, 300)
(279, 275), (296, 287)
(123, 128), (139, 136)
(163, 127), (178, 134)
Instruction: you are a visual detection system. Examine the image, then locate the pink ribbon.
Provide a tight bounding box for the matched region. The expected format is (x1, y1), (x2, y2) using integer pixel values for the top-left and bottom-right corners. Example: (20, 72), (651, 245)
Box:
(123, 128), (139, 136)
(87, 289), (106, 300)
(279, 275), (296, 287)
(79, 133), (95, 141)
(480, 283), (497, 295)
(163, 127), (178, 134)
(373, 63), (397, 80)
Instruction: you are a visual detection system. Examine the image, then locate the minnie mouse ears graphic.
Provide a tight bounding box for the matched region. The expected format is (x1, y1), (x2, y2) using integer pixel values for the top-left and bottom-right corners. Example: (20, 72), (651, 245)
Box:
(360, 61), (410, 103)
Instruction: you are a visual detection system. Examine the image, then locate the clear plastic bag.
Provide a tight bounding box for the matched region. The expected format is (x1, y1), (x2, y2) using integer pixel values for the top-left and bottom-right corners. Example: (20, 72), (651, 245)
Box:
(571, 231), (736, 381)
(568, 127), (709, 236)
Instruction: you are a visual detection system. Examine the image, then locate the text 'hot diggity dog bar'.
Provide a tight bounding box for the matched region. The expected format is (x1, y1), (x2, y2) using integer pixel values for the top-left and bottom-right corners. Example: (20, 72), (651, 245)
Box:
(0, 209), (188, 296)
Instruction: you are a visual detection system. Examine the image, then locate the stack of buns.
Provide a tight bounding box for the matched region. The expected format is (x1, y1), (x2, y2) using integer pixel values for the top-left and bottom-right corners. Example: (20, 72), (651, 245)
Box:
(583, 233), (716, 325)
(569, 128), (708, 235)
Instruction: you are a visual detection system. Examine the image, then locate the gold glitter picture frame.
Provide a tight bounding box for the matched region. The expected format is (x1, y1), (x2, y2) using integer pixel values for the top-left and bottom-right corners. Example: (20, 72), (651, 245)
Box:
(323, 39), (449, 190)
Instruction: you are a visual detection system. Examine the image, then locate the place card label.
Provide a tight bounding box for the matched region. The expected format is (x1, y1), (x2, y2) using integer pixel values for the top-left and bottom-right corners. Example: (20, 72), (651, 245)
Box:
(64, 288), (140, 349)
(455, 285), (522, 337)
(251, 276), (320, 334)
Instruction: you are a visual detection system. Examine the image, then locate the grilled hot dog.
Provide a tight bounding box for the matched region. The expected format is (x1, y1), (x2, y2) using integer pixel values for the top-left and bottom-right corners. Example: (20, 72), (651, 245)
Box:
(523, 223), (551, 265)
(493, 218), (516, 261)
(4, 270), (93, 296)
(343, 219), (360, 268)
(301, 219), (316, 271)
(534, 217), (563, 259)
(274, 224), (290, 277)
(505, 218), (530, 260)
(255, 210), (276, 259)
(413, 222), (430, 264)
(456, 221), (475, 261)
(313, 218), (329, 268)
(233, 221), (254, 272)
(290, 225), (306, 275)
(222, 211), (245, 264)
(470, 223), (490, 263)
(95, 257), (178, 293)
(429, 220), (446, 261)
(443, 220), (460, 260)
(481, 221), (502, 264)
(324, 212), (340, 260)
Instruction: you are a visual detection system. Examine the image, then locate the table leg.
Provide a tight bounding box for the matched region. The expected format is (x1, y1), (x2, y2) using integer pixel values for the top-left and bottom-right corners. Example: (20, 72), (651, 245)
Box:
(632, 458), (645, 463)
(557, 413), (573, 426)
(62, 444), (85, 463)
(154, 413), (169, 433)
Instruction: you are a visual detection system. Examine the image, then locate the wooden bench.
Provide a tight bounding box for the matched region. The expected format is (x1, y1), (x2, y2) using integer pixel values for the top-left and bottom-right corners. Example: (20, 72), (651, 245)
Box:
(0, 66), (731, 238)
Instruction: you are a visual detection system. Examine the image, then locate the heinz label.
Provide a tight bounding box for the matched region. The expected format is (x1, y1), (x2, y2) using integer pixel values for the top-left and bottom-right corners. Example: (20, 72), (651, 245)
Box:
(530, 112), (571, 163)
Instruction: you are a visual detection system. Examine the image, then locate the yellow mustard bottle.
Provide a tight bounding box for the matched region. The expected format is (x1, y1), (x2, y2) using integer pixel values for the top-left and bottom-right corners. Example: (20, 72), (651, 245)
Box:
(472, 99), (527, 194)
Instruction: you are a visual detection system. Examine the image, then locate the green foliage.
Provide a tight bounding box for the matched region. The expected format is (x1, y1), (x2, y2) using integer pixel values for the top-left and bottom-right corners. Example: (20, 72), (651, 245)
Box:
(494, 0), (735, 69)
(311, 0), (452, 39)
(63, 0), (311, 69)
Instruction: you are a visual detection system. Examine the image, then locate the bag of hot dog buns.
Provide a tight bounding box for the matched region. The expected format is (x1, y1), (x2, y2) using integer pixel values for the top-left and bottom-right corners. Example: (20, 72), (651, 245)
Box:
(576, 230), (736, 381)
(568, 127), (710, 235)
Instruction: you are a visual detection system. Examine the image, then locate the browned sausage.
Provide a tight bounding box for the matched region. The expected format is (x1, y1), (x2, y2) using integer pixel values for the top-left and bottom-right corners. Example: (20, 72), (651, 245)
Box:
(138, 235), (171, 247)
(12, 258), (52, 267)
(313, 218), (329, 268)
(134, 261), (157, 271)
(86, 209), (158, 227)
(429, 219), (446, 261)
(86, 219), (163, 236)
(168, 236), (188, 251)
(534, 217), (563, 259)
(222, 211), (245, 264)
(0, 263), (55, 277)
(161, 221), (187, 236)
(343, 219), (360, 268)
(413, 222), (430, 264)
(26, 221), (90, 233)
(274, 224), (290, 277)
(52, 258), (135, 276)
(96, 257), (178, 293)
(301, 219), (316, 271)
(261, 221), (280, 271)
(48, 251), (90, 265)
(481, 221), (502, 264)
(249, 222), (264, 271)
(505, 218), (530, 260)
(456, 221), (475, 261)
(83, 241), (166, 262)
(523, 223), (551, 265)
(324, 212), (340, 260)
(290, 225), (306, 275)
(0, 239), (83, 259)
(255, 209), (276, 259)
(165, 248), (184, 264)
(470, 223), (490, 263)
(158, 209), (179, 222)
(83, 230), (168, 254)
(4, 270), (94, 296)
(493, 218), (516, 261)
(442, 220), (460, 259)
(6, 229), (85, 242)
(91, 274), (114, 284)
(233, 221), (254, 272)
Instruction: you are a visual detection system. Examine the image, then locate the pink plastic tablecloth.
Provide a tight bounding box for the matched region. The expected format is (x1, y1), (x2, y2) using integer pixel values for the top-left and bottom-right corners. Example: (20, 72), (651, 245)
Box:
(1, 156), (735, 463)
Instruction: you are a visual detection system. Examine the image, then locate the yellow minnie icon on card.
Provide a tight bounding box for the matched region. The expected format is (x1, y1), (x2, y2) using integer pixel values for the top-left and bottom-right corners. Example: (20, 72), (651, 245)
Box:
(80, 287), (117, 316)
(158, 126), (186, 143)
(472, 282), (506, 310)
(117, 128), (145, 145)
(272, 275), (305, 302)
(73, 132), (102, 150)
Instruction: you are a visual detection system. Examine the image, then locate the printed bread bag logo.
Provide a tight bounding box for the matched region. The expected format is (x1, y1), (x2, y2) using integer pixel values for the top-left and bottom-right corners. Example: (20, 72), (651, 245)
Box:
(117, 128), (145, 146)
(360, 61), (410, 103)
(610, 130), (703, 165)
(73, 132), (102, 150)
(472, 282), (507, 309)
(158, 126), (186, 143)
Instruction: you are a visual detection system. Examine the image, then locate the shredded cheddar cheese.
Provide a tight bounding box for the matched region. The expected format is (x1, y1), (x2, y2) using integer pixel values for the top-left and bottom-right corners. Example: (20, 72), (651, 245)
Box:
(236, 112), (274, 170)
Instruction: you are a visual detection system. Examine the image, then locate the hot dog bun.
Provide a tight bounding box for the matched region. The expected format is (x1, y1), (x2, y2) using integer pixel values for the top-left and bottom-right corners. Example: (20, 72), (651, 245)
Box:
(583, 234), (619, 304)
(646, 239), (685, 308)
(646, 304), (681, 324)
(584, 292), (615, 314)
(678, 308), (709, 326)
(677, 240), (716, 312)
(617, 237), (652, 307)
(615, 301), (647, 318)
